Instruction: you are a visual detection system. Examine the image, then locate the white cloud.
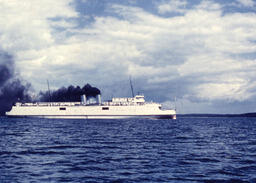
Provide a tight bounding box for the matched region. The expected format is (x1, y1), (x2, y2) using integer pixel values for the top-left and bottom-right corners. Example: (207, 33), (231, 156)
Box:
(195, 80), (253, 101)
(0, 0), (77, 52)
(1, 0), (256, 113)
(195, 0), (222, 11)
(158, 0), (187, 14)
(0, 0), (78, 87)
(236, 0), (255, 7)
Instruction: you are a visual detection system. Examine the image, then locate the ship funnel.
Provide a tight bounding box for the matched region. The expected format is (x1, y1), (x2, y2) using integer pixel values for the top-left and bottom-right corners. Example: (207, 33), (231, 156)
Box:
(81, 94), (86, 105)
(97, 94), (101, 104)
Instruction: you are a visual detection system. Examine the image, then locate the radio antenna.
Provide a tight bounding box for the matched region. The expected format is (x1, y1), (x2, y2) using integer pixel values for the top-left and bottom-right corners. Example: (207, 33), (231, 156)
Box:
(129, 76), (135, 98)
(174, 96), (177, 111)
(47, 79), (52, 102)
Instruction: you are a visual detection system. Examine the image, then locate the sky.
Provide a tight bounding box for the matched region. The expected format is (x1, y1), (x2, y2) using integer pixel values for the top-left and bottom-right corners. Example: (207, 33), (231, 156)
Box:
(0, 0), (256, 114)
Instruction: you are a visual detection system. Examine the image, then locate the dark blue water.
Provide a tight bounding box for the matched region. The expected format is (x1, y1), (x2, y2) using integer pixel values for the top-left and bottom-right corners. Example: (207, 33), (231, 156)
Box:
(0, 117), (256, 183)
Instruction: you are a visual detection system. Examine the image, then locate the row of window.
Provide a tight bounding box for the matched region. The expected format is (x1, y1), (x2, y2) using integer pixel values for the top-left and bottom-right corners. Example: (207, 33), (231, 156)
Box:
(59, 107), (109, 111)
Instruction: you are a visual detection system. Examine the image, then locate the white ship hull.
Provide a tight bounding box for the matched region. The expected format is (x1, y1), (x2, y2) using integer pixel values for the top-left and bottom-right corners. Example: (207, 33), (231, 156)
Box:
(6, 94), (176, 119)
(7, 114), (176, 119)
(6, 104), (176, 119)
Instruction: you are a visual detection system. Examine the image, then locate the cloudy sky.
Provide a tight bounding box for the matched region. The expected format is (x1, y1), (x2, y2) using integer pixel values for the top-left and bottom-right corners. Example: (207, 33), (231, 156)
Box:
(1, 0), (256, 113)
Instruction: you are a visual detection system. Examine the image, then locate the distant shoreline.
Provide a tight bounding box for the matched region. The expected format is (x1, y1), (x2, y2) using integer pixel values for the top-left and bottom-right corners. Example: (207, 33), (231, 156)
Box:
(178, 113), (256, 118)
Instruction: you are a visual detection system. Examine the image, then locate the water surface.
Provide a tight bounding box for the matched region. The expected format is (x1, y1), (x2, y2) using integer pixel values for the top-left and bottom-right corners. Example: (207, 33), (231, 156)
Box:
(0, 117), (255, 182)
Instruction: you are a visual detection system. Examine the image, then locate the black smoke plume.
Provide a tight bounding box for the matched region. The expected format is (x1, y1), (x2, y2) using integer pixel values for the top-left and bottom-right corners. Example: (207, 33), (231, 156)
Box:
(39, 84), (101, 102)
(0, 51), (101, 115)
(0, 51), (31, 115)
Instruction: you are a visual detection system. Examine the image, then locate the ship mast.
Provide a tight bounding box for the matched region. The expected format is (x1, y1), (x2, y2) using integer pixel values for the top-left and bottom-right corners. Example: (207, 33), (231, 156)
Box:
(129, 76), (135, 98)
(47, 79), (52, 102)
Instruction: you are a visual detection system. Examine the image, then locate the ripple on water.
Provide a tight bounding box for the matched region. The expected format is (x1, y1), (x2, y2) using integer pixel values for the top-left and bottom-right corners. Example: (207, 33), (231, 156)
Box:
(0, 117), (256, 182)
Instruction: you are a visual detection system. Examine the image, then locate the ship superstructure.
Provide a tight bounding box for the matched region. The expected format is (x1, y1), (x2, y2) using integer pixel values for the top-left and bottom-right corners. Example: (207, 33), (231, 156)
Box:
(6, 94), (176, 119)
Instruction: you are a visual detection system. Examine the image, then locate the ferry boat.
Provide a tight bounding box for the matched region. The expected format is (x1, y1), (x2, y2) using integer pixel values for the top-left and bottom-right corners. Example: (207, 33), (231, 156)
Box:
(6, 94), (176, 119)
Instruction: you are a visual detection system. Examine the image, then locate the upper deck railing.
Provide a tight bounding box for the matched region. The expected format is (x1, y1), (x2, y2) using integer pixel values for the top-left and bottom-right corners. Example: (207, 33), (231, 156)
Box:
(15, 101), (160, 107)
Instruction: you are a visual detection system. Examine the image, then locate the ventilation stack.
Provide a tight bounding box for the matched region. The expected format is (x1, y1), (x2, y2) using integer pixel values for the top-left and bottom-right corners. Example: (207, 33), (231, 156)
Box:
(81, 94), (86, 105)
(97, 94), (101, 104)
